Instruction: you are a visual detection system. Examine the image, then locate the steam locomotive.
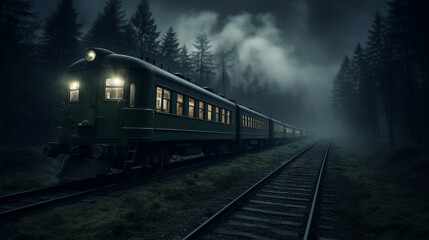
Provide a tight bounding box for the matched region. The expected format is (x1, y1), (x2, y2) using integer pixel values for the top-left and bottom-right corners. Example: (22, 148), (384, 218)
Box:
(43, 48), (310, 178)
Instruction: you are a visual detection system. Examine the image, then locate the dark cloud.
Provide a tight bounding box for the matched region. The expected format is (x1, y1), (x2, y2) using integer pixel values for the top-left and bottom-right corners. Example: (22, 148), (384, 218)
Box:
(33, 0), (387, 130)
(34, 0), (386, 64)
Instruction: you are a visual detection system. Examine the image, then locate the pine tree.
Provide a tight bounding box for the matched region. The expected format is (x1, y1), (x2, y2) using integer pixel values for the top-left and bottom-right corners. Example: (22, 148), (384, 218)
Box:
(0, 0), (40, 144)
(85, 0), (132, 53)
(0, 0), (39, 65)
(407, 0), (429, 143)
(160, 26), (180, 72)
(331, 55), (355, 135)
(366, 10), (395, 144)
(40, 0), (82, 71)
(387, 0), (418, 144)
(192, 33), (216, 86)
(178, 44), (192, 77)
(352, 42), (376, 139)
(131, 0), (160, 60)
(216, 46), (239, 97)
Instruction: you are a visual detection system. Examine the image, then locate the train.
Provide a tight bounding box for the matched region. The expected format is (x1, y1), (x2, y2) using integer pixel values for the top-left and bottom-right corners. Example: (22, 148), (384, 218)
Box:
(43, 48), (311, 178)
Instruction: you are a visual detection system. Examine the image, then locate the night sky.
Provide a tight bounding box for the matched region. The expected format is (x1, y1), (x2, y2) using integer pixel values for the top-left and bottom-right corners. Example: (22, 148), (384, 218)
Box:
(34, 0), (387, 131)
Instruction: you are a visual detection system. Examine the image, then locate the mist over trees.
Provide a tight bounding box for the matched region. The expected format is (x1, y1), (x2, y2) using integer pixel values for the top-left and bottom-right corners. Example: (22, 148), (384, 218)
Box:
(332, 0), (429, 146)
(1, 0), (316, 146)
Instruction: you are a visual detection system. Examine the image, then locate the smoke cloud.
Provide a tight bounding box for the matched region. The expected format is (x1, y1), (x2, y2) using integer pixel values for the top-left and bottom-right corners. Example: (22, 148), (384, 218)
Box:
(167, 11), (336, 128)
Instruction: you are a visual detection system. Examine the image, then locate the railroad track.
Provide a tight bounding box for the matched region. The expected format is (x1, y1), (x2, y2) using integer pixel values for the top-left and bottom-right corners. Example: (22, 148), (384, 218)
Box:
(0, 153), (223, 221)
(0, 173), (128, 220)
(183, 141), (330, 240)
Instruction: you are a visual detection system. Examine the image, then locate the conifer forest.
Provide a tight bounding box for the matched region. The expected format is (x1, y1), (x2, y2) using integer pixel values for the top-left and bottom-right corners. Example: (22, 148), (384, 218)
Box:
(0, 0), (427, 147)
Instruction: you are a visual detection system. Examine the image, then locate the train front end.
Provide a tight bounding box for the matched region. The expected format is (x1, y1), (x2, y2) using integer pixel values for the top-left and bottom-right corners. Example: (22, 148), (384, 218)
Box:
(44, 48), (134, 178)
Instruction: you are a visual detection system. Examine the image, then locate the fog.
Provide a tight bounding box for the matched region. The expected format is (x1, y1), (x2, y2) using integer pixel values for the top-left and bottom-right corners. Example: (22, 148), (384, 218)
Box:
(31, 0), (387, 136)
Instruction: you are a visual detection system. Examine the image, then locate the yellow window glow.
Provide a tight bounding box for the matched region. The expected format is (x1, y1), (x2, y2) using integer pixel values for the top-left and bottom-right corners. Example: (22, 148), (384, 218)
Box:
(207, 104), (212, 121)
(199, 101), (204, 119)
(177, 94), (184, 115)
(188, 98), (195, 117)
(156, 87), (162, 110)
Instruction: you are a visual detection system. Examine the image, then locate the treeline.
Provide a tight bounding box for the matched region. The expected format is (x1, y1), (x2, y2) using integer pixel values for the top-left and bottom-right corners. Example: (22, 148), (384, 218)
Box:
(0, 0), (312, 146)
(331, 0), (429, 146)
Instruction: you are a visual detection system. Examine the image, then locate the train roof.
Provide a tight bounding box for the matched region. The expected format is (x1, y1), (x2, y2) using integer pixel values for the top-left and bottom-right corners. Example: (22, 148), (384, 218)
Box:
(236, 104), (270, 120)
(68, 48), (234, 108)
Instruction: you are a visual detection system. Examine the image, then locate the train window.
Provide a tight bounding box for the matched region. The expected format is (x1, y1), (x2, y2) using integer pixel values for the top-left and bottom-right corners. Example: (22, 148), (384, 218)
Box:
(221, 109), (225, 123)
(70, 90), (78, 102)
(188, 98), (195, 117)
(199, 101), (204, 119)
(162, 89), (171, 112)
(156, 87), (162, 110)
(226, 110), (230, 124)
(215, 107), (219, 122)
(207, 104), (212, 121)
(69, 81), (79, 101)
(176, 94), (184, 115)
(105, 78), (124, 99)
(129, 83), (135, 107)
(242, 115), (245, 126)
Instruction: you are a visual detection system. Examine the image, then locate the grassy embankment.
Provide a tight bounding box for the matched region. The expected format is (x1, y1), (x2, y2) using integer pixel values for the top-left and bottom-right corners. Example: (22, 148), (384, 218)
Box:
(0, 147), (61, 195)
(333, 146), (429, 240)
(3, 140), (313, 240)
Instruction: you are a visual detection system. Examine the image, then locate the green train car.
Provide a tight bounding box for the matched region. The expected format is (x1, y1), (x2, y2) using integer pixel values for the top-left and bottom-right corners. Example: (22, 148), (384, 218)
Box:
(44, 48), (309, 178)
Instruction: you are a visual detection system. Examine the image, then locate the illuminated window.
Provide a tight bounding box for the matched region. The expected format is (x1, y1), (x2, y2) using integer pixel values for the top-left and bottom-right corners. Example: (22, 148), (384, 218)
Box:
(70, 90), (79, 101)
(242, 115), (245, 126)
(156, 87), (162, 110)
(207, 104), (212, 121)
(162, 89), (170, 112)
(69, 81), (79, 102)
(199, 101), (204, 119)
(176, 94), (184, 115)
(105, 77), (124, 99)
(188, 98), (195, 117)
(226, 111), (230, 124)
(221, 109), (225, 123)
(156, 87), (170, 112)
(275, 124), (284, 132)
(215, 107), (219, 122)
(130, 83), (135, 107)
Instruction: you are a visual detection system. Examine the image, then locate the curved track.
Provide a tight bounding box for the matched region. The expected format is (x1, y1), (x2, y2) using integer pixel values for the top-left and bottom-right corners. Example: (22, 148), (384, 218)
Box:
(183, 141), (330, 240)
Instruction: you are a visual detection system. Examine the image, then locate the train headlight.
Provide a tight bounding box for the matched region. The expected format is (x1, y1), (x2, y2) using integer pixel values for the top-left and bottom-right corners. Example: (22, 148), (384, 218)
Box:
(70, 81), (79, 90)
(106, 77), (124, 87)
(85, 49), (96, 62)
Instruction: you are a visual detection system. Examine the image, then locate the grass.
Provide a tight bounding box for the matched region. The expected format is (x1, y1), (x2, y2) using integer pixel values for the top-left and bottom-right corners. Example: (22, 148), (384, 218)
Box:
(333, 146), (429, 240)
(0, 147), (62, 195)
(2, 140), (312, 240)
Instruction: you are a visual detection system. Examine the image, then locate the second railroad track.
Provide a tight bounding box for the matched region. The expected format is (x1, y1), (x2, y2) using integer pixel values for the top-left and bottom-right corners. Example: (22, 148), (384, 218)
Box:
(184, 141), (330, 240)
